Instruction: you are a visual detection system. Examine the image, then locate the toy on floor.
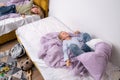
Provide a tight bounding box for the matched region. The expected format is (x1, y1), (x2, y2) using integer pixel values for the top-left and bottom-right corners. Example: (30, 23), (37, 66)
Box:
(27, 70), (32, 80)
(7, 69), (27, 80)
(10, 43), (26, 59)
(1, 66), (10, 72)
(20, 57), (33, 71)
(0, 62), (10, 73)
(0, 43), (26, 59)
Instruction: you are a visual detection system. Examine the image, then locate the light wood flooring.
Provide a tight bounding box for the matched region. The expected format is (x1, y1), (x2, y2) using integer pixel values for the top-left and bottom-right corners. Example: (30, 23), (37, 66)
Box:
(0, 39), (44, 80)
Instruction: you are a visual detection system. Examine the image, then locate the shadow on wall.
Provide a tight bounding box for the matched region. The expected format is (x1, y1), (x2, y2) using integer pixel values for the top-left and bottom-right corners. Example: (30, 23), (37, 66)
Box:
(111, 45), (120, 67)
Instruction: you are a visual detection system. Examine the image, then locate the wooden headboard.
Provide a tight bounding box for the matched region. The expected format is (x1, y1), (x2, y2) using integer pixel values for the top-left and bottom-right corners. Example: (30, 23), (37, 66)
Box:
(33, 0), (49, 17)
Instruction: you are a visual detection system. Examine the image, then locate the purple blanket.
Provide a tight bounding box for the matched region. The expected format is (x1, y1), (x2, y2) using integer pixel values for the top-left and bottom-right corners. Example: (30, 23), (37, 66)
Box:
(38, 32), (112, 80)
(0, 13), (20, 20)
(6, 0), (30, 6)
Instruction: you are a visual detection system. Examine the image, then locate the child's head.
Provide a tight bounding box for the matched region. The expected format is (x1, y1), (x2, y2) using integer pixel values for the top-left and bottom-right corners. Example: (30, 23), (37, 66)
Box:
(58, 31), (70, 40)
(31, 6), (44, 18)
(31, 7), (40, 14)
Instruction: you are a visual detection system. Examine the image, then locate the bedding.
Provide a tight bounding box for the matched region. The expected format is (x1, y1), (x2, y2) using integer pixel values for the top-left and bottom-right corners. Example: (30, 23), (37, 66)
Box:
(0, 15), (40, 36)
(39, 32), (112, 80)
(0, 13), (20, 20)
(77, 42), (112, 80)
(16, 17), (116, 80)
(0, 14), (40, 44)
(6, 0), (30, 6)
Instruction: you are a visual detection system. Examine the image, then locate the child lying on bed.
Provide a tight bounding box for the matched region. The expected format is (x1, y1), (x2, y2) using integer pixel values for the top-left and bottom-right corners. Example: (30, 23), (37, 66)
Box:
(58, 31), (92, 67)
(0, 1), (44, 18)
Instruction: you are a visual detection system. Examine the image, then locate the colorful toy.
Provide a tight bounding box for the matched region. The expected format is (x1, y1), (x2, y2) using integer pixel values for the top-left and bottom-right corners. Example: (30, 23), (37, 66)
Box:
(1, 66), (10, 72)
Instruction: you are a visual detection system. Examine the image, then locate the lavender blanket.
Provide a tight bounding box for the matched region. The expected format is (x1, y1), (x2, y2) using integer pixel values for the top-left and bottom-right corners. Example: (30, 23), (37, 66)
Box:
(0, 13), (20, 20)
(38, 32), (112, 80)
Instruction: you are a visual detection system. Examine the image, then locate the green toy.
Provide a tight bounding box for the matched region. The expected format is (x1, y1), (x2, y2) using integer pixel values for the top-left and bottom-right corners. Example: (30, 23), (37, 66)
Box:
(0, 72), (4, 77)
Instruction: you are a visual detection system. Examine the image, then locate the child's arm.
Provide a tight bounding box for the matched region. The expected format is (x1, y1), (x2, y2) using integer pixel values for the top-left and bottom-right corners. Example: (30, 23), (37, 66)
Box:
(63, 41), (71, 66)
(21, 13), (25, 18)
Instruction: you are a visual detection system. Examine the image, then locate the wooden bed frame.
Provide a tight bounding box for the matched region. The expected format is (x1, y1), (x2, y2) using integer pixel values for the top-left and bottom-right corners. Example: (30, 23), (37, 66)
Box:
(16, 33), (44, 80)
(0, 0), (49, 44)
(0, 31), (16, 44)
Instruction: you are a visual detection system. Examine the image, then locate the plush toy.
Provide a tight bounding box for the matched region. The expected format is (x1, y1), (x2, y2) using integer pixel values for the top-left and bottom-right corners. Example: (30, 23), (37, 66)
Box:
(20, 57), (33, 71)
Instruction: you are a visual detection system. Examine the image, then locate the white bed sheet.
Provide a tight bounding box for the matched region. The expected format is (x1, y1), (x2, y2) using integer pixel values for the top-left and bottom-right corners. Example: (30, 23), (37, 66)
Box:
(16, 17), (118, 80)
(0, 15), (40, 36)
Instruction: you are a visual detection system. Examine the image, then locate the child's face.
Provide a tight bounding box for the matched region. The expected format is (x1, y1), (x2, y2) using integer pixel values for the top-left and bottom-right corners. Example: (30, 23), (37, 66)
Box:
(31, 7), (40, 14)
(60, 31), (69, 40)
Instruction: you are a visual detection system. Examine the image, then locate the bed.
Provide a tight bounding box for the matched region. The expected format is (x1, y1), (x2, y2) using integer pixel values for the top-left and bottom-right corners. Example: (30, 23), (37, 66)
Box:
(0, 0), (49, 44)
(15, 17), (120, 80)
(0, 15), (40, 44)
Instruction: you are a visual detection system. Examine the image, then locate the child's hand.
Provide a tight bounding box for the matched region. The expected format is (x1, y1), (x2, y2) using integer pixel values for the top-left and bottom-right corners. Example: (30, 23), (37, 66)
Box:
(21, 14), (25, 18)
(74, 30), (80, 34)
(66, 60), (71, 67)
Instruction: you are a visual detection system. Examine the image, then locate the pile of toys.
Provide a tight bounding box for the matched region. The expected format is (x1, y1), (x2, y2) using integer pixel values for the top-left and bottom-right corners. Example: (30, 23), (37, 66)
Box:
(0, 43), (34, 80)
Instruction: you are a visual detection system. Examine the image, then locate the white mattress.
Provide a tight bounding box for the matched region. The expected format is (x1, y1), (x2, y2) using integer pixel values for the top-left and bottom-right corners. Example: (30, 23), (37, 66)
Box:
(16, 17), (119, 80)
(0, 15), (40, 36)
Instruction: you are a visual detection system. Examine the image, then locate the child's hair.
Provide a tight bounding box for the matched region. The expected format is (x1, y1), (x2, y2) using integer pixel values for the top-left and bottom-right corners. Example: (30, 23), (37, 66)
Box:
(58, 32), (63, 40)
(31, 5), (45, 18)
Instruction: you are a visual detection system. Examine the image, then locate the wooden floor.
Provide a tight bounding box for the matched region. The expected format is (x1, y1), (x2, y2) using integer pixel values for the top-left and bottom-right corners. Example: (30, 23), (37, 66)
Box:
(0, 39), (44, 80)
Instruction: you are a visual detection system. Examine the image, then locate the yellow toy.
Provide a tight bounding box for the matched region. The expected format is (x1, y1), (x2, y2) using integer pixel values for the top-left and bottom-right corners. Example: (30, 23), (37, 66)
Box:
(1, 66), (10, 72)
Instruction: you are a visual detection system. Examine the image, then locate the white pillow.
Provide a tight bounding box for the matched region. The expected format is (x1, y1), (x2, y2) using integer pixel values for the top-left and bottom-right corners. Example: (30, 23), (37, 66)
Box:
(86, 39), (112, 50)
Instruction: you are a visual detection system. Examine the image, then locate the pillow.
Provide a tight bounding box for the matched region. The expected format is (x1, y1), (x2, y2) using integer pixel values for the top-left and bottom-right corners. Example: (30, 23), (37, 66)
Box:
(86, 39), (112, 50)
(33, 0), (49, 17)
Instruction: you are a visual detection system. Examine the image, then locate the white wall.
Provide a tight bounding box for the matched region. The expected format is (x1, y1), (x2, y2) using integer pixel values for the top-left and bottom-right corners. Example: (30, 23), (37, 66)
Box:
(49, 0), (120, 66)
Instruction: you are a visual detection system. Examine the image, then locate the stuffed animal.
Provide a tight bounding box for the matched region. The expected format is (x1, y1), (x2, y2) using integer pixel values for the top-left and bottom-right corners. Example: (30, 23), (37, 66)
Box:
(20, 57), (33, 71)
